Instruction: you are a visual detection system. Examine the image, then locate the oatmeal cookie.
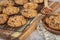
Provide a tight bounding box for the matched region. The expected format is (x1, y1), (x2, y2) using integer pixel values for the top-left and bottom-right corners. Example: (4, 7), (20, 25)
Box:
(0, 0), (14, 6)
(21, 9), (38, 18)
(7, 15), (27, 27)
(30, 0), (44, 3)
(7, 0), (15, 6)
(15, 0), (28, 5)
(0, 14), (8, 24)
(23, 3), (38, 9)
(0, 7), (2, 13)
(45, 13), (60, 30)
(3, 6), (20, 15)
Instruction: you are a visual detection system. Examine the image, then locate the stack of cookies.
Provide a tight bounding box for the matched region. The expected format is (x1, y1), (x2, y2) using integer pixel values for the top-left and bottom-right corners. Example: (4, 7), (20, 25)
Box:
(0, 0), (44, 28)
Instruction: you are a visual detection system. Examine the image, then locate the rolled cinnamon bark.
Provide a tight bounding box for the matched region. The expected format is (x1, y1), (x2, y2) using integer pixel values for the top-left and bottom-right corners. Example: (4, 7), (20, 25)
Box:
(41, 0), (52, 14)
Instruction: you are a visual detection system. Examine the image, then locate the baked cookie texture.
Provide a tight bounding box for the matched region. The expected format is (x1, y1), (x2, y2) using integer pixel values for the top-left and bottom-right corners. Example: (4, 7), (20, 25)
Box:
(0, 0), (14, 6)
(6, 0), (15, 6)
(45, 13), (60, 30)
(7, 15), (27, 27)
(30, 0), (43, 3)
(22, 9), (38, 18)
(0, 0), (43, 28)
(0, 7), (2, 13)
(23, 3), (38, 9)
(3, 6), (20, 15)
(15, 0), (28, 5)
(0, 14), (8, 24)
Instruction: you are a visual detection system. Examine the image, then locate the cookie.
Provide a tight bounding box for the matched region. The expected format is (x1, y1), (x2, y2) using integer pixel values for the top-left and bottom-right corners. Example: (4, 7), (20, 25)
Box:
(3, 6), (20, 15)
(15, 0), (28, 5)
(30, 0), (43, 3)
(0, 0), (14, 6)
(22, 9), (38, 18)
(23, 3), (38, 9)
(0, 7), (2, 13)
(7, 0), (15, 6)
(45, 13), (60, 30)
(0, 14), (8, 24)
(7, 15), (27, 27)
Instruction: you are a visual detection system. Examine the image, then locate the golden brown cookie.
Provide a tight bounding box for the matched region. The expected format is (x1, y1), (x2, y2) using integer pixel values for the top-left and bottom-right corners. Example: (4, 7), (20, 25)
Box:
(0, 14), (8, 24)
(30, 0), (43, 3)
(15, 0), (28, 5)
(3, 6), (20, 15)
(0, 0), (14, 6)
(45, 13), (60, 30)
(21, 9), (38, 18)
(7, 0), (15, 6)
(23, 3), (38, 9)
(0, 7), (2, 13)
(7, 15), (27, 27)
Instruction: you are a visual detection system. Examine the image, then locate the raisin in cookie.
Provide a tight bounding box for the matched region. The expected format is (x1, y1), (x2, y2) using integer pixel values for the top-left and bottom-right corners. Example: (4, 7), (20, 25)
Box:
(7, 15), (27, 27)
(30, 0), (43, 3)
(45, 13), (60, 30)
(3, 6), (20, 15)
(23, 3), (38, 9)
(15, 0), (28, 5)
(22, 9), (38, 18)
(0, 14), (8, 24)
(0, 0), (14, 6)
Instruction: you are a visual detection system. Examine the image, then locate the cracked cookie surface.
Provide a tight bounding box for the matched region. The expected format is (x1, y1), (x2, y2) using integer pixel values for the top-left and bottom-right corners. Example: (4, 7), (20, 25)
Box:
(7, 15), (27, 27)
(0, 14), (8, 24)
(30, 0), (43, 3)
(23, 3), (38, 9)
(22, 9), (38, 18)
(0, 0), (14, 6)
(15, 0), (28, 5)
(45, 13), (60, 30)
(3, 6), (20, 15)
